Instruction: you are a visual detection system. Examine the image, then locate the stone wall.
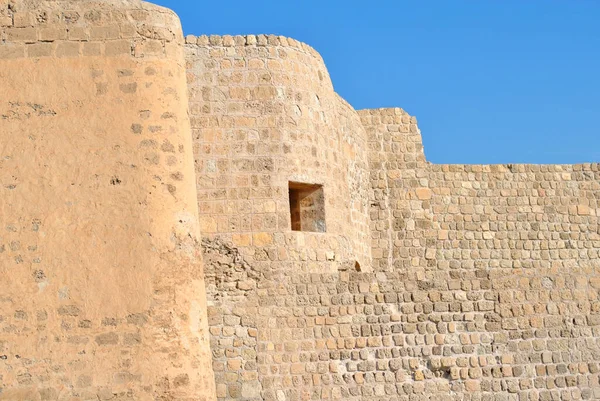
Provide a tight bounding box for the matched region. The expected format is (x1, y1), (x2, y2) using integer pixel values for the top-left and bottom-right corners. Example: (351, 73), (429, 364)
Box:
(1, 1), (599, 400)
(187, 35), (600, 401)
(185, 34), (371, 271)
(360, 108), (600, 400)
(185, 34), (373, 401)
(0, 1), (215, 400)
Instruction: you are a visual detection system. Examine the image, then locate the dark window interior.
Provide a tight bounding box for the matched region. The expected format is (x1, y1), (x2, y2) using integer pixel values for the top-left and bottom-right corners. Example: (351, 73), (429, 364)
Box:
(289, 182), (326, 233)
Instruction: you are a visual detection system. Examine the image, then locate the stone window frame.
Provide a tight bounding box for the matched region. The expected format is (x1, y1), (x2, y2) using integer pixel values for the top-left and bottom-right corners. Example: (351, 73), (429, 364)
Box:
(288, 181), (326, 233)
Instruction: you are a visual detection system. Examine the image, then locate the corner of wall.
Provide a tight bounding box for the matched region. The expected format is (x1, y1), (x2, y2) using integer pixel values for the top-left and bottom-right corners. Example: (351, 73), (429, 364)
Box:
(360, 108), (433, 272)
(359, 107), (426, 167)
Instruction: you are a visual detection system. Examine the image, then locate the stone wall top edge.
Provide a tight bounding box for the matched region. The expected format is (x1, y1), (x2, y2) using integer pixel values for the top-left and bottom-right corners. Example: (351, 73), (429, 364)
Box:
(8, 0), (173, 12)
(358, 107), (419, 125)
(139, 0), (180, 18)
(0, 0), (187, 59)
(357, 107), (413, 116)
(334, 93), (355, 112)
(360, 107), (599, 170)
(184, 33), (324, 61)
(0, 0), (183, 43)
(428, 162), (600, 172)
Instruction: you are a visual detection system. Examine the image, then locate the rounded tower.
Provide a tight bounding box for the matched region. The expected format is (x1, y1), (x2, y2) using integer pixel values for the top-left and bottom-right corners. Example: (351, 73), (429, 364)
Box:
(185, 34), (372, 400)
(186, 34), (372, 273)
(0, 1), (215, 399)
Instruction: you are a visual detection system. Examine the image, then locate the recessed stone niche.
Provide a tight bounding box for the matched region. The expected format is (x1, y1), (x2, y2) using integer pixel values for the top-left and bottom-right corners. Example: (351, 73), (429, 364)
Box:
(288, 182), (326, 232)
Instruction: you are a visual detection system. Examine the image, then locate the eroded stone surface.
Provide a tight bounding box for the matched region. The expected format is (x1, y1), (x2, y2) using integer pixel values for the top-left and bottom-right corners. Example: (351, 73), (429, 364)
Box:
(0, 1), (215, 400)
(187, 34), (600, 401)
(1, 1), (599, 400)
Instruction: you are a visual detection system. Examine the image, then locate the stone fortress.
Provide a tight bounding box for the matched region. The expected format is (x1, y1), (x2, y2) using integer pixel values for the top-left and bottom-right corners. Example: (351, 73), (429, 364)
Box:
(0, 0), (599, 400)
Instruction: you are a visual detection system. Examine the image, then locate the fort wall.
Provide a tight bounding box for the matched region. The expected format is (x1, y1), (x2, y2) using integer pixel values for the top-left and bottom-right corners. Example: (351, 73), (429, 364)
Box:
(185, 34), (373, 401)
(1, 2), (599, 400)
(361, 108), (600, 399)
(0, 1), (215, 400)
(187, 35), (600, 401)
(186, 34), (371, 272)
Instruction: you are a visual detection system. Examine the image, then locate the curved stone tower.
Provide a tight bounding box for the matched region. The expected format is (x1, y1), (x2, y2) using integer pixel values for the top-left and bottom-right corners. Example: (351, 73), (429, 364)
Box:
(185, 34), (373, 400)
(0, 1), (215, 399)
(186, 35), (372, 272)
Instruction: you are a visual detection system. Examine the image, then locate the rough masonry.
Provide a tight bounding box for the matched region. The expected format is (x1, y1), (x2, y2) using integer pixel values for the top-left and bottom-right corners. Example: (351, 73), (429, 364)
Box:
(1, 1), (599, 401)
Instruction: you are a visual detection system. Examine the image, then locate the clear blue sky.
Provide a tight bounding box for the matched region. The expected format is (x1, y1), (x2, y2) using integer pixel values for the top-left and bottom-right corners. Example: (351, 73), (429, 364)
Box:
(153, 0), (600, 164)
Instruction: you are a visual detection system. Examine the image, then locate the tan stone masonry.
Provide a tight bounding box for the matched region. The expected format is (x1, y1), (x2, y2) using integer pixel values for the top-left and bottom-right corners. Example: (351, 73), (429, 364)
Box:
(187, 33), (600, 401)
(0, 3), (598, 401)
(0, 1), (214, 400)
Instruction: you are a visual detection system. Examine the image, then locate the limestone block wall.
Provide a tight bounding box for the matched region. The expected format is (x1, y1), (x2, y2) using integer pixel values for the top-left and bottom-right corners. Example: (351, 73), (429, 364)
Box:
(361, 107), (600, 275)
(185, 34), (372, 401)
(1, 0), (599, 399)
(187, 34), (600, 400)
(358, 108), (600, 400)
(185, 34), (371, 271)
(363, 108), (426, 272)
(0, 1), (215, 400)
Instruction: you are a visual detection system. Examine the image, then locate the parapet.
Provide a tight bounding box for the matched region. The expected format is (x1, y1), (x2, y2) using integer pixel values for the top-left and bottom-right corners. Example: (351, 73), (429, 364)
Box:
(184, 33), (334, 91)
(184, 34), (324, 58)
(359, 107), (427, 168)
(0, 0), (184, 60)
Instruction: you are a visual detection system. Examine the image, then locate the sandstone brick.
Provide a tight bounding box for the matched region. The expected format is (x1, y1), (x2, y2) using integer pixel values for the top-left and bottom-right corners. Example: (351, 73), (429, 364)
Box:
(90, 25), (120, 40)
(216, 383), (227, 398)
(27, 43), (53, 58)
(590, 278), (600, 289)
(83, 42), (103, 57)
(135, 39), (163, 56)
(13, 12), (35, 27)
(55, 41), (80, 57)
(68, 27), (89, 41)
(0, 16), (12, 27)
(57, 305), (80, 316)
(6, 27), (37, 43)
(252, 232), (273, 247)
(416, 187), (432, 200)
(465, 380), (481, 392)
(197, 35), (209, 45)
(105, 40), (131, 56)
(39, 27), (67, 42)
(578, 205), (591, 215)
(95, 332), (118, 346)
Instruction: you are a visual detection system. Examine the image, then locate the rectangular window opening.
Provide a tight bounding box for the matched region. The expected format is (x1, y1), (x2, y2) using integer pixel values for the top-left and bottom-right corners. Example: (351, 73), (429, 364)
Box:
(289, 182), (326, 233)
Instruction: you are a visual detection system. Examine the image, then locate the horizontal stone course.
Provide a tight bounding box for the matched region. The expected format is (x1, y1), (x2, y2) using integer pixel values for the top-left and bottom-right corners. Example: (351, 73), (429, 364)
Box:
(0, 1), (184, 60)
(185, 34), (325, 61)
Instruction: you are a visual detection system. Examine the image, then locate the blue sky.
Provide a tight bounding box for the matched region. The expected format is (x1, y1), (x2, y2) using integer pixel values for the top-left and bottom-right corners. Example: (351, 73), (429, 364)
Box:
(153, 0), (600, 164)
